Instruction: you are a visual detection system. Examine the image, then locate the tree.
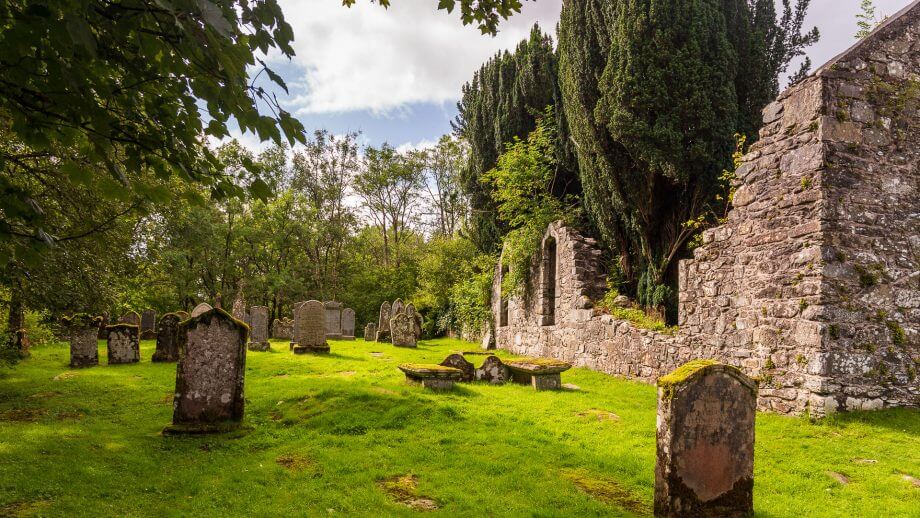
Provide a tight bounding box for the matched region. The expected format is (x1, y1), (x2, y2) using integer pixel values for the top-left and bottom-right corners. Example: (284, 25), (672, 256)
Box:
(419, 135), (470, 237)
(856, 0), (881, 39)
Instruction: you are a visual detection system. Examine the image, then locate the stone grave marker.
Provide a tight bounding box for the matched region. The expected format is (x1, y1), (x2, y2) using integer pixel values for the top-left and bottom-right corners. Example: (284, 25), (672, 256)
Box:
(364, 323), (377, 342)
(506, 357), (571, 390)
(391, 298), (405, 319)
(405, 303), (422, 339)
(654, 360), (757, 516)
(106, 324), (140, 364)
(118, 311), (140, 326)
(175, 310), (190, 320)
(341, 308), (356, 340)
(323, 301), (343, 339)
(63, 314), (102, 368)
(376, 301), (392, 342)
(291, 300), (329, 354)
(231, 295), (250, 327)
(248, 306), (270, 351)
(439, 354), (474, 382)
(165, 308), (248, 434)
(152, 313), (182, 362)
(140, 309), (157, 339)
(475, 355), (510, 384)
(391, 313), (416, 348)
(190, 303), (213, 317)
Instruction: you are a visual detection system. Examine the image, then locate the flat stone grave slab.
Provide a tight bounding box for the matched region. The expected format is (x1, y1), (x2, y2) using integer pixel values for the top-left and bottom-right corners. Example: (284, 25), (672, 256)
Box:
(398, 364), (463, 391)
(505, 357), (572, 390)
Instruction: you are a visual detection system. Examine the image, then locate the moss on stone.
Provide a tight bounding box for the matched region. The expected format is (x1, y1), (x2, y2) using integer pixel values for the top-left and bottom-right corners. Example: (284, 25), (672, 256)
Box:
(886, 320), (906, 346)
(561, 469), (649, 514)
(398, 363), (462, 374)
(179, 307), (250, 343)
(105, 323), (139, 331)
(657, 359), (719, 389)
(60, 313), (102, 328)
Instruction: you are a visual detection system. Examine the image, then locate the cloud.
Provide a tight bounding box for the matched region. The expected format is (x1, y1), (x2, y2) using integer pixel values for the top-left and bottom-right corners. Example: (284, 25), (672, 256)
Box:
(273, 0), (561, 115)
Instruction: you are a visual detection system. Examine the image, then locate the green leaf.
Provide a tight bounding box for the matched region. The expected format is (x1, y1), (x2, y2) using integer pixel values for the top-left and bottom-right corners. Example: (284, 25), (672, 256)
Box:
(248, 178), (272, 201)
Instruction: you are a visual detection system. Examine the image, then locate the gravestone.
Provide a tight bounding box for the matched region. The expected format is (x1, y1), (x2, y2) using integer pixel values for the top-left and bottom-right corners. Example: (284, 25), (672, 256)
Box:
(291, 300), (329, 354)
(118, 311), (140, 326)
(390, 313), (416, 348)
(190, 303), (212, 317)
(175, 310), (190, 320)
(63, 314), (102, 368)
(324, 301), (343, 339)
(364, 323), (377, 342)
(440, 354), (474, 382)
(272, 317), (293, 340)
(376, 301), (392, 342)
(106, 324), (139, 364)
(391, 298), (405, 319)
(475, 355), (510, 384)
(248, 305), (270, 351)
(152, 313), (182, 362)
(231, 297), (250, 328)
(165, 308), (248, 434)
(341, 308), (356, 340)
(405, 303), (421, 339)
(140, 309), (157, 339)
(655, 361), (757, 516)
(289, 301), (306, 350)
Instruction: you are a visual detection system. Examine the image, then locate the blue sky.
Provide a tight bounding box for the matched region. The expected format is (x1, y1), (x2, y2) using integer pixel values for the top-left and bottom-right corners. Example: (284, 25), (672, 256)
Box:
(227, 0), (915, 153)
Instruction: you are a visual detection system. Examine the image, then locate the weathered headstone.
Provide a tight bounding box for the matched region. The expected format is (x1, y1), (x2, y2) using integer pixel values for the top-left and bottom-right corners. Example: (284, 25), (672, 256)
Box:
(364, 323), (377, 342)
(63, 314), (102, 368)
(405, 303), (422, 339)
(118, 311), (140, 326)
(231, 296), (250, 328)
(175, 310), (190, 320)
(391, 298), (405, 319)
(291, 300), (329, 354)
(376, 301), (392, 342)
(341, 308), (356, 340)
(655, 360), (757, 516)
(190, 303), (212, 317)
(324, 301), (343, 339)
(391, 313), (416, 348)
(247, 305), (270, 351)
(475, 355), (510, 384)
(289, 301), (306, 350)
(165, 308), (248, 434)
(440, 354), (474, 382)
(272, 317), (293, 340)
(140, 309), (157, 339)
(152, 313), (182, 362)
(106, 324), (139, 364)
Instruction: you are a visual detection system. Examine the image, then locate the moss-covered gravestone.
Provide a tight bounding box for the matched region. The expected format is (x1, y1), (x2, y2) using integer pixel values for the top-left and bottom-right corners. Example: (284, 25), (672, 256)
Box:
(655, 360), (757, 517)
(398, 363), (463, 390)
(475, 355), (510, 384)
(440, 353), (474, 382)
(391, 313), (416, 348)
(405, 303), (422, 339)
(140, 309), (157, 339)
(165, 308), (248, 434)
(506, 357), (571, 390)
(190, 303), (212, 318)
(247, 305), (270, 351)
(390, 298), (405, 319)
(364, 323), (377, 342)
(152, 313), (182, 362)
(376, 301), (391, 342)
(63, 314), (102, 368)
(341, 308), (356, 340)
(291, 300), (328, 354)
(106, 324), (139, 364)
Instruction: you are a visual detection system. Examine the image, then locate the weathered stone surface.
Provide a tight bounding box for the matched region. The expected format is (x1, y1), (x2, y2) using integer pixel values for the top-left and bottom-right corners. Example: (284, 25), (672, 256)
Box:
(175, 311), (190, 320)
(247, 305), (269, 351)
(398, 363), (462, 390)
(152, 313), (182, 362)
(140, 309), (157, 339)
(272, 317), (293, 339)
(167, 309), (247, 433)
(324, 301), (343, 339)
(391, 313), (416, 348)
(190, 303), (212, 318)
(474, 355), (510, 384)
(292, 300), (329, 354)
(364, 323), (377, 341)
(391, 298), (405, 319)
(439, 354), (474, 382)
(341, 308), (356, 339)
(506, 358), (570, 390)
(405, 303), (422, 339)
(376, 301), (392, 342)
(63, 314), (102, 368)
(106, 324), (139, 364)
(655, 361), (757, 517)
(231, 295), (249, 328)
(119, 311), (140, 326)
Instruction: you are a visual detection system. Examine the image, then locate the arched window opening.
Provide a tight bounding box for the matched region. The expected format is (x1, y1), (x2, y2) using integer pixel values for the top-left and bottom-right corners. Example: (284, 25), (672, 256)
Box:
(541, 237), (557, 326)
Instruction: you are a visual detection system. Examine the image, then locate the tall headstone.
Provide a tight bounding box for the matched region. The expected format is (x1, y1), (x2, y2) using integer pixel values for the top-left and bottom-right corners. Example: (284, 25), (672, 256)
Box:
(231, 296), (250, 328)
(391, 313), (416, 348)
(152, 313), (182, 362)
(324, 301), (343, 339)
(291, 300), (329, 354)
(341, 308), (355, 340)
(405, 303), (421, 339)
(118, 311), (140, 326)
(190, 303), (212, 317)
(140, 309), (157, 339)
(247, 305), (270, 351)
(364, 322), (377, 342)
(391, 298), (405, 319)
(63, 314), (102, 368)
(655, 361), (757, 516)
(165, 308), (247, 434)
(106, 324), (140, 364)
(376, 301), (392, 342)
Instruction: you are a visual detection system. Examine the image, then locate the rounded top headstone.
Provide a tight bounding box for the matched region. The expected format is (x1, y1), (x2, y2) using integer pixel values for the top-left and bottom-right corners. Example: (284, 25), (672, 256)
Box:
(190, 303), (213, 317)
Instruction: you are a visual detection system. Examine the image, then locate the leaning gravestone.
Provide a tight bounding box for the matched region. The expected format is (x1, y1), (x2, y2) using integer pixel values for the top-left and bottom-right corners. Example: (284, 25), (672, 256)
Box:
(324, 301), (343, 339)
(655, 360), (757, 516)
(376, 301), (392, 342)
(165, 308), (248, 434)
(190, 303), (212, 317)
(140, 309), (157, 339)
(63, 314), (102, 368)
(364, 323), (377, 342)
(152, 313), (182, 362)
(291, 300), (329, 354)
(119, 311), (140, 326)
(247, 306), (270, 351)
(391, 298), (405, 319)
(106, 324), (140, 364)
(341, 308), (356, 340)
(391, 313), (416, 348)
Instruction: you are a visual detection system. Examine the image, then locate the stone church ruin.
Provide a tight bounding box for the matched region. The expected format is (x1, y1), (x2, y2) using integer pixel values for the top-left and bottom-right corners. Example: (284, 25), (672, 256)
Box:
(492, 7), (919, 416)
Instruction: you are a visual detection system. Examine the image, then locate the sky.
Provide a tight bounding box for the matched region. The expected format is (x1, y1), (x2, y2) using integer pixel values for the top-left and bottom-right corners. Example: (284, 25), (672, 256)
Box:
(227, 0), (915, 153)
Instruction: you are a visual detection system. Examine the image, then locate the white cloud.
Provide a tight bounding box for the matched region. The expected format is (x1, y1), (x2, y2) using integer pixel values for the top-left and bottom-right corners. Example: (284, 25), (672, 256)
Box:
(274, 0), (561, 115)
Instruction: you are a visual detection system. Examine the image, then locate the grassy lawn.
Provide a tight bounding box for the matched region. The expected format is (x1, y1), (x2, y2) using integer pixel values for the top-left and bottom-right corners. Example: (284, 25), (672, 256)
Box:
(0, 337), (918, 516)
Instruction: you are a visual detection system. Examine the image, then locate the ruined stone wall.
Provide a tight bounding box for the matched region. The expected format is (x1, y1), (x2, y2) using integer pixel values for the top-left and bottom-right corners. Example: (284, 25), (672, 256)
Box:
(493, 5), (919, 415)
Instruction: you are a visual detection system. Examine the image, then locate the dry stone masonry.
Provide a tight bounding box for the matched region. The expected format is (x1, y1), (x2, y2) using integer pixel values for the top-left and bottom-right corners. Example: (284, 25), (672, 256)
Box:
(152, 313), (182, 362)
(106, 324), (139, 364)
(492, 5), (920, 416)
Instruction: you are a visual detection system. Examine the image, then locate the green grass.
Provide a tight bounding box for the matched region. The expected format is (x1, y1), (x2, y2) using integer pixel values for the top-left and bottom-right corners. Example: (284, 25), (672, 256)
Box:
(1, 338), (918, 516)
